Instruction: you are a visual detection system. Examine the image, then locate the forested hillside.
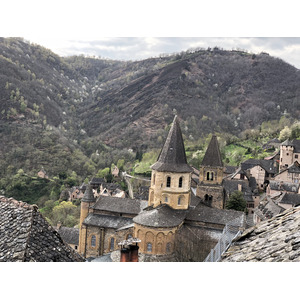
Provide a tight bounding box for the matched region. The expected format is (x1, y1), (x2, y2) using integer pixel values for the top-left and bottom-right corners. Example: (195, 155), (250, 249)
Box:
(1, 37), (300, 183)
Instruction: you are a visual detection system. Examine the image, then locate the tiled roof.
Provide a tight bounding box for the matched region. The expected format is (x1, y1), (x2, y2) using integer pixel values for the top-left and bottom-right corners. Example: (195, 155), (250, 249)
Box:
(133, 204), (187, 228)
(201, 135), (223, 167)
(92, 196), (143, 215)
(221, 206), (300, 262)
(151, 115), (193, 173)
(269, 180), (299, 193)
(82, 184), (95, 202)
(0, 196), (84, 262)
(57, 226), (79, 245)
(83, 214), (133, 229)
(280, 193), (300, 206)
(185, 202), (244, 226)
(241, 159), (276, 174)
(255, 197), (285, 221)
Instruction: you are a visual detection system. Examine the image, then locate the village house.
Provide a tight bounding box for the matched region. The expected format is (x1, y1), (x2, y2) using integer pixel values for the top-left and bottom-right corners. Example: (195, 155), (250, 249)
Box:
(279, 139), (300, 171)
(37, 167), (48, 179)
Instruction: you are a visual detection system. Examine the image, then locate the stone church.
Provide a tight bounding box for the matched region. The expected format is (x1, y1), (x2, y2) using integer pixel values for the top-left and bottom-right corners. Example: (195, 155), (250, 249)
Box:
(78, 116), (244, 261)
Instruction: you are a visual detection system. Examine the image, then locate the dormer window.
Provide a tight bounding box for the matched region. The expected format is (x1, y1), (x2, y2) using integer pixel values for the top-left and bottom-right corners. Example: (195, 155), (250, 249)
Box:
(166, 176), (171, 187)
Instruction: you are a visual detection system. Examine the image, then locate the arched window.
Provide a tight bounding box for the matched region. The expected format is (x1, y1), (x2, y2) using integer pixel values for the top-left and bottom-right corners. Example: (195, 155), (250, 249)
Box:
(110, 237), (115, 251)
(205, 194), (209, 201)
(179, 176), (183, 188)
(166, 242), (171, 253)
(210, 172), (214, 181)
(147, 243), (152, 252)
(166, 176), (171, 187)
(127, 234), (133, 239)
(164, 195), (168, 203)
(91, 235), (96, 247)
(206, 172), (210, 181)
(153, 173), (156, 186)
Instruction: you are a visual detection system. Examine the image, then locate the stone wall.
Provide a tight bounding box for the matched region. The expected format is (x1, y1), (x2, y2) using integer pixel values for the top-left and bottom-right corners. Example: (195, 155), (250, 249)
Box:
(196, 184), (225, 209)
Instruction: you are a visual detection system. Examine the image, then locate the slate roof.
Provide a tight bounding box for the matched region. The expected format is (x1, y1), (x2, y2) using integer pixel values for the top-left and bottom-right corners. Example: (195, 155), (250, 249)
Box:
(57, 226), (79, 245)
(201, 135), (223, 167)
(82, 184), (95, 202)
(281, 139), (300, 152)
(224, 166), (238, 175)
(83, 214), (133, 229)
(269, 180), (299, 193)
(90, 177), (106, 185)
(92, 196), (144, 215)
(133, 204), (187, 228)
(287, 161), (300, 173)
(241, 158), (276, 174)
(279, 193), (300, 206)
(185, 202), (244, 226)
(151, 115), (193, 173)
(255, 198), (285, 221)
(0, 196), (84, 262)
(223, 179), (255, 202)
(221, 206), (300, 262)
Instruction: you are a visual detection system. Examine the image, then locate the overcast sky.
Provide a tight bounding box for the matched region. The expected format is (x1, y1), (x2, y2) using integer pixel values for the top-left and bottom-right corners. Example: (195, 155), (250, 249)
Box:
(1, 1), (300, 68)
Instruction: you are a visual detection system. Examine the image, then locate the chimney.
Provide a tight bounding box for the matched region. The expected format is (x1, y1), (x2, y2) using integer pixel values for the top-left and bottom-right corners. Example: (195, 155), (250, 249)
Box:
(120, 247), (130, 262)
(118, 237), (141, 262)
(129, 244), (139, 262)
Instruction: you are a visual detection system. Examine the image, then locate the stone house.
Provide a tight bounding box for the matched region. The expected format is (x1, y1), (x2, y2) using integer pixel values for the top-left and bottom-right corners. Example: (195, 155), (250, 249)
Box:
(0, 196), (84, 262)
(272, 161), (300, 184)
(37, 167), (48, 179)
(78, 116), (245, 261)
(279, 139), (300, 172)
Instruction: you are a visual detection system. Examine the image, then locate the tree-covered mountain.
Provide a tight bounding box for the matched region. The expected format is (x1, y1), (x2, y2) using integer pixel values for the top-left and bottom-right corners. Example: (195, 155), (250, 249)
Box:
(1, 37), (300, 180)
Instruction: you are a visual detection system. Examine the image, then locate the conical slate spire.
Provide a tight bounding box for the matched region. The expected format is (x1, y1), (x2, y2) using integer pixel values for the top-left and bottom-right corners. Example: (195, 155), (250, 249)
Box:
(201, 135), (223, 167)
(151, 116), (193, 173)
(82, 184), (95, 202)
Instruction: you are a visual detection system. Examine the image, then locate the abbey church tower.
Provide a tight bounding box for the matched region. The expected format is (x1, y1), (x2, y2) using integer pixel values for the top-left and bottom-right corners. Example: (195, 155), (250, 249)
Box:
(148, 115), (193, 210)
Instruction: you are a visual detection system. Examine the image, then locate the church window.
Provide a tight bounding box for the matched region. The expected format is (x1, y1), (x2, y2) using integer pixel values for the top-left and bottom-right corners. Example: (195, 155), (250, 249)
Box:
(178, 195), (184, 205)
(164, 195), (168, 203)
(179, 176), (183, 188)
(91, 235), (96, 247)
(166, 242), (171, 253)
(166, 176), (171, 187)
(153, 174), (156, 185)
(206, 172), (210, 181)
(110, 237), (115, 251)
(147, 243), (152, 252)
(210, 172), (214, 181)
(205, 194), (209, 201)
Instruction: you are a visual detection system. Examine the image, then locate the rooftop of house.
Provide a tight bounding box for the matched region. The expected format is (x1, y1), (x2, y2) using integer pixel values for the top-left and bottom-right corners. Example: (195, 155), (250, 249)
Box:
(254, 197), (285, 221)
(241, 158), (277, 174)
(0, 196), (84, 262)
(151, 115), (193, 173)
(269, 180), (299, 193)
(223, 179), (257, 201)
(92, 196), (147, 215)
(279, 192), (300, 206)
(221, 206), (300, 262)
(57, 226), (79, 245)
(201, 135), (223, 167)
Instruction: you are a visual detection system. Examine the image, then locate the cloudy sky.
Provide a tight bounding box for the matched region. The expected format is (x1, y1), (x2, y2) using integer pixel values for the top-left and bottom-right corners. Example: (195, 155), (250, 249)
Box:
(1, 1), (300, 69)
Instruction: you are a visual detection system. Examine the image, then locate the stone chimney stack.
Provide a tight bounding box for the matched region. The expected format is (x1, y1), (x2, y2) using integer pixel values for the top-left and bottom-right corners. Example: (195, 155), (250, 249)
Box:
(119, 238), (141, 262)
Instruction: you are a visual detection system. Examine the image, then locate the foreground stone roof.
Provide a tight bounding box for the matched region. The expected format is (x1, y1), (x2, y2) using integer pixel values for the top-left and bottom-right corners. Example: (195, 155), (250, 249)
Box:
(0, 196), (84, 262)
(222, 206), (300, 262)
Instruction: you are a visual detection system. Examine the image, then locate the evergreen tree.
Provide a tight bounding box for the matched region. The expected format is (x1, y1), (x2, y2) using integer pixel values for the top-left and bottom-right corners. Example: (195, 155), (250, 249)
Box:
(225, 190), (247, 212)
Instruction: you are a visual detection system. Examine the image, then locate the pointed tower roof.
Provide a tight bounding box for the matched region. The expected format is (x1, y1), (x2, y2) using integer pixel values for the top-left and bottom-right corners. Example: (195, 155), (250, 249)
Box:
(82, 184), (95, 202)
(201, 135), (223, 167)
(151, 116), (193, 173)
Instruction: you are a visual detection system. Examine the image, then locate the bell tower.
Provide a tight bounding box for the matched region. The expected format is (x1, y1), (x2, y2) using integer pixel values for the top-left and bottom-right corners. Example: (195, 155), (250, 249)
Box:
(148, 116), (193, 210)
(197, 135), (225, 209)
